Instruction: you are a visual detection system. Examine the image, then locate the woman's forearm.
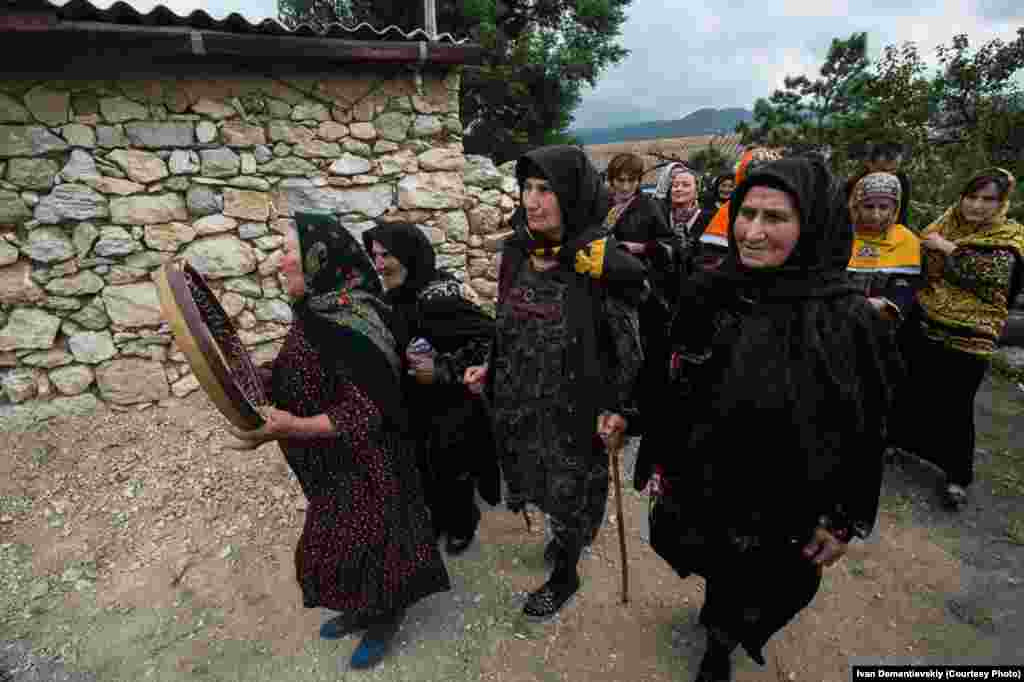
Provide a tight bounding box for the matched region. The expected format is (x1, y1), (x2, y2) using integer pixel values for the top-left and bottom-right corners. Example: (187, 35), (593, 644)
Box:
(287, 413), (337, 438)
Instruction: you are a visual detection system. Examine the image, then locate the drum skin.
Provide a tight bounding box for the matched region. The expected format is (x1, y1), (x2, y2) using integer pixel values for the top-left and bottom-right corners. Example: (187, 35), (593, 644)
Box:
(155, 260), (267, 430)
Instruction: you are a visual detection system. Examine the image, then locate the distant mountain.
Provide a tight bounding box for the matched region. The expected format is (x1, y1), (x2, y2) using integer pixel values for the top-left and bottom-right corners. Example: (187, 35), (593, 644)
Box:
(572, 108), (754, 145)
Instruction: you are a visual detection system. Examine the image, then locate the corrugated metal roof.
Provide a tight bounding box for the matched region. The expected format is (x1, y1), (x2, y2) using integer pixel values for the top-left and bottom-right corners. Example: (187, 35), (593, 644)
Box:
(4, 0), (472, 43)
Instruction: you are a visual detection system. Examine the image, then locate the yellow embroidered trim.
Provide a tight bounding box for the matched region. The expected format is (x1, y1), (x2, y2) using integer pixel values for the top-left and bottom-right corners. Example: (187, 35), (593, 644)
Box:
(848, 224), (921, 273)
(574, 238), (607, 278)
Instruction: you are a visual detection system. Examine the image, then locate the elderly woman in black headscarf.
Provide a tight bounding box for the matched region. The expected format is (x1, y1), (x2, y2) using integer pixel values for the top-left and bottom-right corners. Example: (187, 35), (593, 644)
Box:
(361, 221), (500, 555)
(227, 213), (449, 671)
(465, 145), (646, 620)
(635, 159), (900, 681)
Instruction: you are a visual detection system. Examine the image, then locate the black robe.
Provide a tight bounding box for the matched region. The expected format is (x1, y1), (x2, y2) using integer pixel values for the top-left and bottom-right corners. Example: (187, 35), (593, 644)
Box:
(362, 224), (501, 507)
(494, 145), (648, 456)
(637, 158), (901, 663)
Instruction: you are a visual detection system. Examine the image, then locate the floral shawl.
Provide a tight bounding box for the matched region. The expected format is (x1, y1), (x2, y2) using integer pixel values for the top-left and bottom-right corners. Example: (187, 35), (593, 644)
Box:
(917, 168), (1024, 355)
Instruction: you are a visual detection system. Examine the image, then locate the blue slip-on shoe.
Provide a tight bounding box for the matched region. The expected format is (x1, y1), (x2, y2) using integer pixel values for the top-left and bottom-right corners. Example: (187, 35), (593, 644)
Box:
(349, 612), (403, 670)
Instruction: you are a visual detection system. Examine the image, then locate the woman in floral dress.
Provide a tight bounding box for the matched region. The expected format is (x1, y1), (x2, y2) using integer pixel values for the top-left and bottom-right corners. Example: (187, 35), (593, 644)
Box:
(228, 212), (449, 670)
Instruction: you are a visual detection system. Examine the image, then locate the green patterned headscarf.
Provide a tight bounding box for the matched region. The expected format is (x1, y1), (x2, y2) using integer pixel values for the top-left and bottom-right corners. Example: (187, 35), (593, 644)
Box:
(294, 212), (406, 427)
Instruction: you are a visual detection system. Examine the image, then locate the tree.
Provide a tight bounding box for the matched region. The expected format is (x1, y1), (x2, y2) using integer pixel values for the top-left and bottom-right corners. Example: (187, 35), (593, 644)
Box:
(738, 28), (1024, 226)
(276, 0), (632, 163)
(687, 138), (738, 176)
(739, 33), (872, 164)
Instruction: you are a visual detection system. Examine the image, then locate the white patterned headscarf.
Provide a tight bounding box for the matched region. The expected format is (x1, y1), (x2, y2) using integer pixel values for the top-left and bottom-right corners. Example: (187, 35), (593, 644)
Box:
(654, 162), (698, 201)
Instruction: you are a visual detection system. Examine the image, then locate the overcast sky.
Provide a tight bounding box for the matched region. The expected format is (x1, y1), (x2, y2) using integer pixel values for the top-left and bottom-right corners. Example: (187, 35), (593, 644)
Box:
(64, 0), (1022, 130)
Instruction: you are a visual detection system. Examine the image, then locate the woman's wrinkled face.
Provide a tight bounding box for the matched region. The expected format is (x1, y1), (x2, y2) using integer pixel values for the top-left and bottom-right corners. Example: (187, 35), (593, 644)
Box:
(855, 197), (898, 233)
(370, 241), (408, 290)
(610, 173), (640, 197)
(670, 171), (697, 206)
(718, 178), (735, 201)
(280, 229), (306, 299)
(733, 186), (801, 269)
(960, 181), (1003, 225)
(522, 176), (563, 239)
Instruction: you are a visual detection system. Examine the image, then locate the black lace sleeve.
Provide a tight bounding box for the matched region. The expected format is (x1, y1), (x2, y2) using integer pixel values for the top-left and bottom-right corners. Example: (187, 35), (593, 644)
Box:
(433, 335), (492, 386)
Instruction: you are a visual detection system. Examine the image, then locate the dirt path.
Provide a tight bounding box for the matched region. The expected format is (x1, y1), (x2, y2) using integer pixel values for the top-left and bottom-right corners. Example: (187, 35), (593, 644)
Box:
(1, 377), (1022, 681)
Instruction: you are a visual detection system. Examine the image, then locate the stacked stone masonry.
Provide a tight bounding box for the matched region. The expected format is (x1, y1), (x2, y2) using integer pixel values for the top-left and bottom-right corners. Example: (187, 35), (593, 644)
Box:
(0, 74), (521, 413)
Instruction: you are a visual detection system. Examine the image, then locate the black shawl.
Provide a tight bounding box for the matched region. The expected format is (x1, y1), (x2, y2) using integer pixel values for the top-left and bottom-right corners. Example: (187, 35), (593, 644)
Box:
(637, 158), (900, 540)
(362, 222), (495, 350)
(362, 221), (501, 504)
(494, 145), (646, 450)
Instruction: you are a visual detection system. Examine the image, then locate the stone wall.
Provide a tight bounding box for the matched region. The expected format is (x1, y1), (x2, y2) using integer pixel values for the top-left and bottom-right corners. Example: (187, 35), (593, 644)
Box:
(0, 72), (519, 415)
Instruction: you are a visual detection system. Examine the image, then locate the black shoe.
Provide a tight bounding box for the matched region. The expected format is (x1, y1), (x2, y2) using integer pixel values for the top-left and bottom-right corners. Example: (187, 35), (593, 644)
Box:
(523, 574), (580, 620)
(695, 631), (735, 681)
(943, 483), (968, 510)
(446, 533), (475, 555)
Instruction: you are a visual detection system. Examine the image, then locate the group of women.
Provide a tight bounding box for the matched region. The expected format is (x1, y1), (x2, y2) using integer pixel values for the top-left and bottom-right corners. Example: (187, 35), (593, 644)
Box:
(606, 149), (1022, 513)
(222, 141), (1022, 680)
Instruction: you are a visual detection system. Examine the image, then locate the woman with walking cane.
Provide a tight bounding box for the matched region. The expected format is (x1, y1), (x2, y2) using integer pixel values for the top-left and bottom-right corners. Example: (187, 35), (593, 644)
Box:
(464, 145), (646, 620)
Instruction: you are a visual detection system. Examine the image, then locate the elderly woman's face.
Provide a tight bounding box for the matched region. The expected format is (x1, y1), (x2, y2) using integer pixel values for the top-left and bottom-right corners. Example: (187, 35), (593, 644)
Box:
(611, 173), (640, 197)
(960, 181), (1003, 225)
(523, 176), (563, 239)
(670, 171), (697, 206)
(733, 186), (801, 269)
(280, 229), (306, 299)
(855, 197), (898, 233)
(370, 240), (408, 290)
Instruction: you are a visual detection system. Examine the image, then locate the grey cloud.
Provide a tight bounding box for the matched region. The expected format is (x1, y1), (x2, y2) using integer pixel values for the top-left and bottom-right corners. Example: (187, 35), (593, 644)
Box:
(972, 1), (1022, 22)
(574, 0), (1018, 130)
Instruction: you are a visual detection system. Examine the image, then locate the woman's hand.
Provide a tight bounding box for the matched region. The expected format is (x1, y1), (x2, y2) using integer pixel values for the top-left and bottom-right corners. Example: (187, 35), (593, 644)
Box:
(868, 297), (897, 322)
(406, 352), (435, 385)
(224, 406), (297, 450)
(922, 233), (957, 256)
(802, 526), (847, 568)
(597, 411), (628, 453)
(463, 365), (488, 395)
(620, 241), (647, 255)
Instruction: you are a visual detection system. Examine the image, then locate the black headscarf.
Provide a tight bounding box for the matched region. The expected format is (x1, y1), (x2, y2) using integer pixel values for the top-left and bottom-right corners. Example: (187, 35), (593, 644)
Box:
(705, 156), (858, 299)
(292, 212), (407, 430)
(361, 221), (438, 304)
(668, 158), (899, 533)
(362, 221), (494, 350)
(502, 146), (646, 302)
(508, 145), (610, 258)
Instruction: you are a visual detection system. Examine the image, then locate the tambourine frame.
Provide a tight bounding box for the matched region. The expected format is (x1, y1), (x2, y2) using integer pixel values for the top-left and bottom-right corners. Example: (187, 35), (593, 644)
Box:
(155, 260), (267, 430)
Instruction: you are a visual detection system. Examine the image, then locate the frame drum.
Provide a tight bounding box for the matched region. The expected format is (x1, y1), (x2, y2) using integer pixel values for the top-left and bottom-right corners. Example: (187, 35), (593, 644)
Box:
(155, 260), (268, 430)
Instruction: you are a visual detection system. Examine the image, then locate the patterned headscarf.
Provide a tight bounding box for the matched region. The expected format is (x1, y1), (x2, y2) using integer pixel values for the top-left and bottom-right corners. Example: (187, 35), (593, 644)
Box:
(849, 172), (902, 231)
(654, 162), (698, 201)
(916, 168), (1024, 355)
(293, 212), (406, 427)
(655, 163), (701, 228)
(925, 167), (1019, 241)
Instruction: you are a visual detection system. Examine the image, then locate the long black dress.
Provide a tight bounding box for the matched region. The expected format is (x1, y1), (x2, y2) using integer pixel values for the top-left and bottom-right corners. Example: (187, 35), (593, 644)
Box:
(636, 158), (900, 664)
(363, 222), (501, 543)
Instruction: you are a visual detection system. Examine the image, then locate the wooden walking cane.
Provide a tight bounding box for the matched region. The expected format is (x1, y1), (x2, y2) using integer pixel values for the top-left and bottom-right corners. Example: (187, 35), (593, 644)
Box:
(609, 434), (629, 604)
